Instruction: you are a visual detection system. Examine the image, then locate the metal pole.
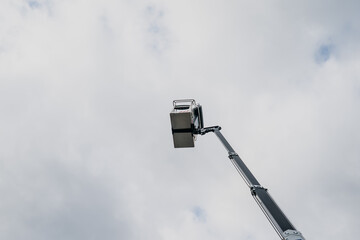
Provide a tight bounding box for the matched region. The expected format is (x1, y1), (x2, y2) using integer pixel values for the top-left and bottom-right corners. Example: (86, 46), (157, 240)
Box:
(201, 126), (305, 240)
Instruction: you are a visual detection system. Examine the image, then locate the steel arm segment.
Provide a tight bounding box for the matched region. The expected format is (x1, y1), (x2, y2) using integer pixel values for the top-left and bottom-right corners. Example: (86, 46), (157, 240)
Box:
(200, 126), (305, 240)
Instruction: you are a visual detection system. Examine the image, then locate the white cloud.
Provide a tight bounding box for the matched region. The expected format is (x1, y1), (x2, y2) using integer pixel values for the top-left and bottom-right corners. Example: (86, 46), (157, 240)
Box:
(1, 0), (360, 239)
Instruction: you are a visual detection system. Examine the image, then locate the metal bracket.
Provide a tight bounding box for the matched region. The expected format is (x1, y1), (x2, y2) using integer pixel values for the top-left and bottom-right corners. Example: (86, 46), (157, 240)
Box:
(283, 230), (305, 240)
(250, 185), (268, 196)
(228, 152), (239, 159)
(197, 126), (222, 135)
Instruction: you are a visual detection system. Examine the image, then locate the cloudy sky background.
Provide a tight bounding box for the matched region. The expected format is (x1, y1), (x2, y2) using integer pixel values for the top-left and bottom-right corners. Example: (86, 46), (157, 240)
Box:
(1, 0), (360, 239)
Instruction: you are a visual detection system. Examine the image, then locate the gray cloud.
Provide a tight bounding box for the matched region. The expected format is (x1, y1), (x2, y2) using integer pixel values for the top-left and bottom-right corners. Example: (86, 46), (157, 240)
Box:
(1, 0), (360, 239)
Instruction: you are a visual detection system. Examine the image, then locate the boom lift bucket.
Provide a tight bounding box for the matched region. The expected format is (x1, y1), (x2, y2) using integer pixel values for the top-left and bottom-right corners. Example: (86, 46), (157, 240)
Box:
(170, 99), (203, 148)
(168, 99), (306, 240)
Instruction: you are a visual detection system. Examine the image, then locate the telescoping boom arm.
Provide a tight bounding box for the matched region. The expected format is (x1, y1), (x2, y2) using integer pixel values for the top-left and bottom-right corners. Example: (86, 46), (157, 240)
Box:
(170, 100), (305, 240)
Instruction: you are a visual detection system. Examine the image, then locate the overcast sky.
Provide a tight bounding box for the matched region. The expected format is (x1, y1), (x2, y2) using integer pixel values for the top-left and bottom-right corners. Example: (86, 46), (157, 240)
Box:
(1, 0), (360, 239)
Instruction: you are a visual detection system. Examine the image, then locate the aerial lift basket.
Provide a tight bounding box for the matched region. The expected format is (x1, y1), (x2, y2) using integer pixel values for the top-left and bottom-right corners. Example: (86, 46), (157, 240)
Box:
(170, 99), (203, 148)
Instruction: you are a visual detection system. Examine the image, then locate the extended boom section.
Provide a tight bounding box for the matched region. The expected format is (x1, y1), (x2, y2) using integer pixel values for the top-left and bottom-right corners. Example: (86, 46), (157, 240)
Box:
(208, 127), (302, 240)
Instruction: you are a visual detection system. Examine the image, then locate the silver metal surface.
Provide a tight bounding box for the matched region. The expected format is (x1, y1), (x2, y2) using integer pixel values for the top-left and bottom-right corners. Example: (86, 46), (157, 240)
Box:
(172, 132), (195, 148)
(283, 230), (305, 240)
(170, 99), (197, 148)
(228, 155), (253, 188)
(170, 110), (192, 129)
(252, 193), (285, 239)
(173, 99), (196, 107)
